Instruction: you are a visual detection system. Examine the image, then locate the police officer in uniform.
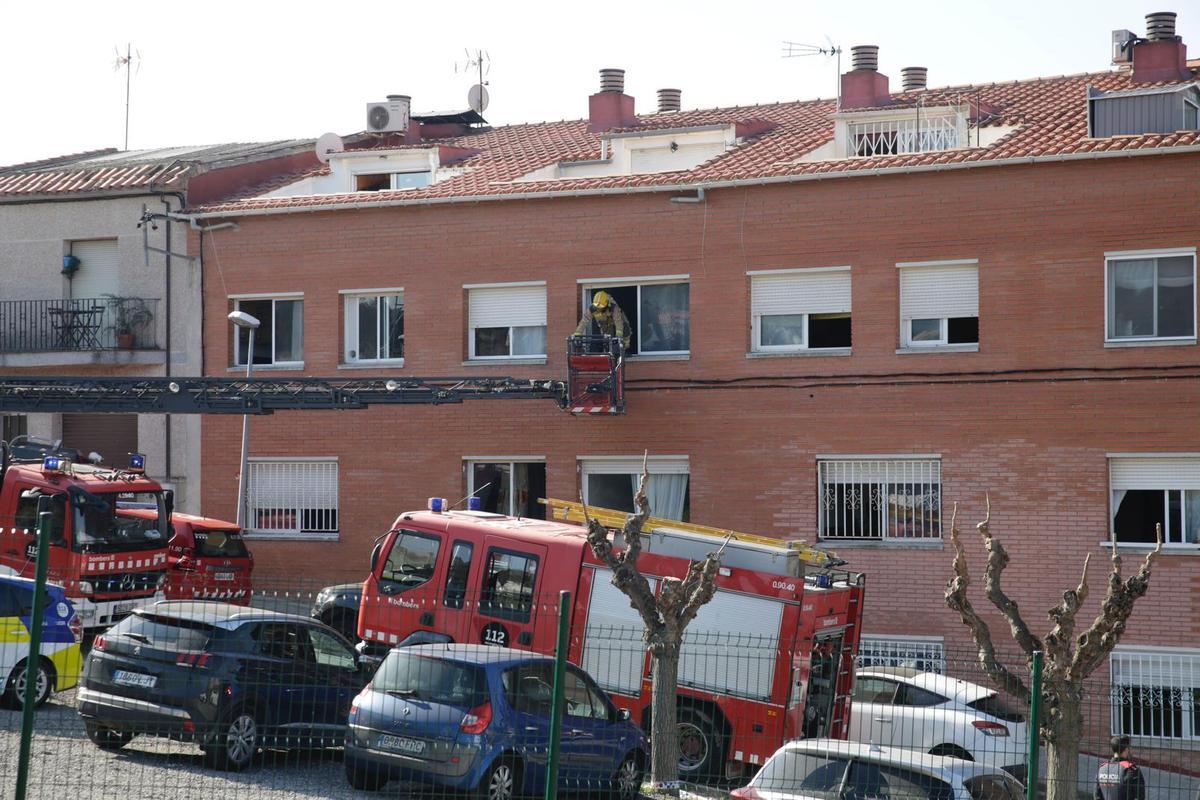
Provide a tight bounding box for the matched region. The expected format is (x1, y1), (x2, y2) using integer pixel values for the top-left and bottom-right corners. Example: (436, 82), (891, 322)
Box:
(1095, 735), (1146, 800)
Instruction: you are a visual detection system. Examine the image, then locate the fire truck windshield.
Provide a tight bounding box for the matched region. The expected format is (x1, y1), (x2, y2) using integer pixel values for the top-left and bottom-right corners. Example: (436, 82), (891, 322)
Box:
(378, 529), (440, 594)
(73, 490), (166, 553)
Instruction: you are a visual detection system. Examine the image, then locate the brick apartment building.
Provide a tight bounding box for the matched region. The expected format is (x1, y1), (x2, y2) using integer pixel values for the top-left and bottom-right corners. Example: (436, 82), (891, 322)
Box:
(184, 14), (1199, 757)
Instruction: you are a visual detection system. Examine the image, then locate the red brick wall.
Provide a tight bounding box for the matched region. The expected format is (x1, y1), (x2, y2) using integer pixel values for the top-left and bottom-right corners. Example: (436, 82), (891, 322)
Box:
(197, 153), (1200, 655)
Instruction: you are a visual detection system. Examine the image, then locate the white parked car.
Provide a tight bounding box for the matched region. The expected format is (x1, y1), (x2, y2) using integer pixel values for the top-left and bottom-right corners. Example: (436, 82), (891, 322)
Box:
(848, 667), (1028, 781)
(730, 739), (1024, 800)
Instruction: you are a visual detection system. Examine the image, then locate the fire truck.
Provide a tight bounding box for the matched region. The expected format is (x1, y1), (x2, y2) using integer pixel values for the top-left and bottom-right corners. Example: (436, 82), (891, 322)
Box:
(0, 443), (172, 631)
(354, 497), (865, 780)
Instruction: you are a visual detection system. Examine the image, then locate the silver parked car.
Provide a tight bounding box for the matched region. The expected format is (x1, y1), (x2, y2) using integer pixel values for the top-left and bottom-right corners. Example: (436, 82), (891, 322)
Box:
(731, 739), (1024, 800)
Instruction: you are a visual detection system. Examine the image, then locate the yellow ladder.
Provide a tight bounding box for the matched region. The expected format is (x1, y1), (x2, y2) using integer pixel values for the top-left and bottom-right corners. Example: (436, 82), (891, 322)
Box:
(542, 498), (842, 568)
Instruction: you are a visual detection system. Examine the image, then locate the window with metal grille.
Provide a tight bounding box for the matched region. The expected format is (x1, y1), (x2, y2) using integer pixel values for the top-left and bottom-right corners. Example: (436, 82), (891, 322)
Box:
(818, 458), (941, 540)
(246, 459), (338, 537)
(847, 112), (965, 157)
(858, 636), (946, 673)
(1110, 647), (1200, 741)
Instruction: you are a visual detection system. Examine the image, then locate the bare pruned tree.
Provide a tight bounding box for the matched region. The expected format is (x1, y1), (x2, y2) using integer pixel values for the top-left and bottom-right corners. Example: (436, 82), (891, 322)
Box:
(582, 457), (724, 793)
(945, 498), (1161, 800)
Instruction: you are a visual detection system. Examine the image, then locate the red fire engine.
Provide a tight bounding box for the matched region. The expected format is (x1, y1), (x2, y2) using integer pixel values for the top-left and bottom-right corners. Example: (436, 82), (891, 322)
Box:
(356, 497), (864, 779)
(0, 443), (172, 631)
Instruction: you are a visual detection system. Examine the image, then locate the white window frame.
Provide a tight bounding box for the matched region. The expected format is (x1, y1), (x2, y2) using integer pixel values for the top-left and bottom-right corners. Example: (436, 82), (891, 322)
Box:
(1110, 645), (1200, 743)
(341, 288), (404, 366)
(230, 294), (304, 368)
(1108, 454), (1200, 548)
(578, 455), (690, 520)
(245, 457), (338, 540)
(578, 274), (691, 357)
(1104, 248), (1197, 344)
(858, 635), (946, 674)
(749, 267), (852, 354)
(464, 457), (546, 517)
(817, 455), (943, 542)
(897, 260), (979, 350)
(466, 281), (547, 361)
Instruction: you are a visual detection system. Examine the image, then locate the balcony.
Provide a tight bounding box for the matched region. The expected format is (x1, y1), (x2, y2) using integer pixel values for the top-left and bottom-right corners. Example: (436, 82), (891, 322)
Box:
(0, 297), (161, 367)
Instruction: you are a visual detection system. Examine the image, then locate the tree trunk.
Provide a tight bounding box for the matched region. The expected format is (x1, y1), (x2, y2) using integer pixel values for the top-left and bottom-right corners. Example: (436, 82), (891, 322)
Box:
(651, 643), (681, 794)
(1045, 702), (1083, 800)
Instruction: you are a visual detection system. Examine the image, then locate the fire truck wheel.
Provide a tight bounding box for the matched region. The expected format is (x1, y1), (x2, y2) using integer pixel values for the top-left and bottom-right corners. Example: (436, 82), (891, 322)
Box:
(85, 720), (134, 750)
(4, 658), (52, 708)
(676, 707), (724, 779)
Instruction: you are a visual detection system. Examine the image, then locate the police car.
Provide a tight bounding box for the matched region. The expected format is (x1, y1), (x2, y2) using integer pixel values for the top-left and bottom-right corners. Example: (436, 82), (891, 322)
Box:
(0, 573), (83, 707)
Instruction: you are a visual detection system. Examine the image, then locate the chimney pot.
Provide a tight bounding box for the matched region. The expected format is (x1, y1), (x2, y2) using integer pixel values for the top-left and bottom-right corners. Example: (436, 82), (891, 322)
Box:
(657, 88), (682, 113)
(386, 94), (411, 104)
(901, 67), (928, 91)
(851, 45), (880, 72)
(1146, 11), (1177, 40)
(599, 68), (626, 93)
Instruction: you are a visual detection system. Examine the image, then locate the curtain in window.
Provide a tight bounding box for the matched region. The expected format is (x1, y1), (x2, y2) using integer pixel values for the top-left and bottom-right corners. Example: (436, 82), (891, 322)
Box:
(1109, 260), (1155, 337)
(646, 474), (688, 521)
(1186, 490), (1200, 544)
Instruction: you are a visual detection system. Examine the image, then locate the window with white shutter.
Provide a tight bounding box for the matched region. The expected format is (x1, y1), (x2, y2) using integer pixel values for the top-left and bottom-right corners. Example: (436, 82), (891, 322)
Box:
(1109, 456), (1200, 547)
(579, 455), (690, 521)
(68, 239), (120, 301)
(897, 260), (979, 348)
(246, 458), (338, 538)
(467, 283), (547, 359)
(750, 267), (852, 352)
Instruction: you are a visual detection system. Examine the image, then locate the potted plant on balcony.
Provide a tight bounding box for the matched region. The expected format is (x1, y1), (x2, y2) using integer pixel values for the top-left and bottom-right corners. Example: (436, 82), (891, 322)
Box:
(103, 295), (153, 349)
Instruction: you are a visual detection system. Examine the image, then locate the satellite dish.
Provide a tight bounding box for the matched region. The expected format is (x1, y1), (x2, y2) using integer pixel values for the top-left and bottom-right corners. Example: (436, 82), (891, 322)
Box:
(315, 132), (344, 164)
(468, 84), (490, 114)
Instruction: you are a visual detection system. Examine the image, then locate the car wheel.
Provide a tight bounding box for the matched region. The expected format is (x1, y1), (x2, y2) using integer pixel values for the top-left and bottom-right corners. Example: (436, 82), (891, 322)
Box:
(929, 743), (974, 761)
(345, 759), (389, 791)
(4, 659), (52, 708)
(476, 758), (520, 800)
(676, 707), (724, 779)
(205, 710), (260, 771)
(85, 720), (134, 751)
(611, 751), (643, 800)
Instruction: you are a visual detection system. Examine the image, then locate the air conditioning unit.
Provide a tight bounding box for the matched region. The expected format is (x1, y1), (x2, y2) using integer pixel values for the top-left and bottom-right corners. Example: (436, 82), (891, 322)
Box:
(1112, 29), (1137, 64)
(366, 95), (410, 133)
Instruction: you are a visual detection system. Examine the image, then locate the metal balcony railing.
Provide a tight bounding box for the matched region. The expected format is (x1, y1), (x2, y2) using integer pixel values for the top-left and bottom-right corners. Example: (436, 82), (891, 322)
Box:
(0, 296), (159, 353)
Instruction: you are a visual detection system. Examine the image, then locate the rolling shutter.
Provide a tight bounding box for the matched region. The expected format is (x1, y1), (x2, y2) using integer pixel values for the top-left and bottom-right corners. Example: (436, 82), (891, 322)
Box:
(69, 239), (120, 301)
(61, 413), (138, 465)
(580, 456), (689, 475)
(1110, 457), (1200, 489)
(582, 567), (659, 695)
(679, 590), (784, 701)
(900, 264), (978, 319)
(752, 270), (851, 317)
(468, 285), (546, 329)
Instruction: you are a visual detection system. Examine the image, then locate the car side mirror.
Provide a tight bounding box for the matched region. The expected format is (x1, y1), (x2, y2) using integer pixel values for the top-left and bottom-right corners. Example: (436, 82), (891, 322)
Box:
(615, 707), (631, 723)
(164, 489), (175, 520)
(370, 541), (382, 572)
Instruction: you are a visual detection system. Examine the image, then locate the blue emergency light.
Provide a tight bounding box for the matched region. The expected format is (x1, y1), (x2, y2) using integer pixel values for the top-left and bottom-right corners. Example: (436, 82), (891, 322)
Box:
(813, 573), (832, 589)
(42, 456), (63, 473)
(467, 497), (483, 511)
(428, 497), (448, 513)
(128, 453), (146, 473)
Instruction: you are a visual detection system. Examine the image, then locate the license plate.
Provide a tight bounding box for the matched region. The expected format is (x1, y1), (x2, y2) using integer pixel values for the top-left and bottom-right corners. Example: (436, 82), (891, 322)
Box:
(113, 670), (157, 688)
(113, 602), (135, 616)
(214, 572), (235, 582)
(377, 734), (424, 754)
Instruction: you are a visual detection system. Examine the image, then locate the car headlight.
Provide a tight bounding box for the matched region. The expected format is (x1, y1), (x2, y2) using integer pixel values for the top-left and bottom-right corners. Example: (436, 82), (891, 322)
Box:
(78, 581), (94, 595)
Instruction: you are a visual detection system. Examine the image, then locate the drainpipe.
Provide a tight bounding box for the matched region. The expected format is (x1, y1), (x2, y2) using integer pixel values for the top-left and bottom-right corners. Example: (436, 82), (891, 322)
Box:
(157, 191), (186, 492)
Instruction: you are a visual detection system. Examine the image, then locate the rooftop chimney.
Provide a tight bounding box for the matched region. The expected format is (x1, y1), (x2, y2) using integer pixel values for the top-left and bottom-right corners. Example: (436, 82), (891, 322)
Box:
(589, 68), (637, 131)
(839, 45), (891, 109)
(1132, 11), (1189, 82)
(657, 88), (682, 113)
(901, 67), (928, 92)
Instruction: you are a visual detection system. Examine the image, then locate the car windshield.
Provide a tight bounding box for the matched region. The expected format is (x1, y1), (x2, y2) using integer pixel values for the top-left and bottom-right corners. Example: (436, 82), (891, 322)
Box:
(372, 652), (488, 709)
(378, 530), (440, 593)
(966, 693), (1026, 724)
(113, 612), (216, 652)
(75, 491), (166, 553)
(191, 528), (249, 558)
(750, 751), (849, 798)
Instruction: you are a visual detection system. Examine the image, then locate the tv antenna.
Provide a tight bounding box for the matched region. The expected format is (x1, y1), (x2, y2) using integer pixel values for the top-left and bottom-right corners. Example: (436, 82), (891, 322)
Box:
(782, 38), (842, 109)
(113, 43), (141, 150)
(456, 48), (491, 99)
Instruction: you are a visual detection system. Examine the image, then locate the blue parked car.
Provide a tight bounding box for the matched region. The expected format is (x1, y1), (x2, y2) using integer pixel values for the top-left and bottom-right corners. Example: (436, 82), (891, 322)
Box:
(345, 644), (647, 799)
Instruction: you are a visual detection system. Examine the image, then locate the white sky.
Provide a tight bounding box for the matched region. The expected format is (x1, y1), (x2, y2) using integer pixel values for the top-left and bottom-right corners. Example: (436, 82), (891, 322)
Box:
(2, 0), (1195, 167)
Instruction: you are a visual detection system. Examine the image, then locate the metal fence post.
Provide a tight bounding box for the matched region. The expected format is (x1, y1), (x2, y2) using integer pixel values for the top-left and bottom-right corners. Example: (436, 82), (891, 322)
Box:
(1026, 650), (1044, 800)
(15, 505), (53, 800)
(544, 590), (571, 800)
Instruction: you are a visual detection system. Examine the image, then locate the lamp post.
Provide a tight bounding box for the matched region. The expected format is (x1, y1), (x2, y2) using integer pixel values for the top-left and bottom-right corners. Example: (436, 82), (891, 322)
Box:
(228, 310), (260, 529)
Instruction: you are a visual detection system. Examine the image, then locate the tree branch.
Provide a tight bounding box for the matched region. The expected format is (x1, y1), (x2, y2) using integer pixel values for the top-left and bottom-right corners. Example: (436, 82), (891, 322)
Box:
(976, 496), (1043, 656)
(1044, 554), (1089, 673)
(583, 494), (662, 632)
(1070, 526), (1162, 682)
(945, 503), (1030, 699)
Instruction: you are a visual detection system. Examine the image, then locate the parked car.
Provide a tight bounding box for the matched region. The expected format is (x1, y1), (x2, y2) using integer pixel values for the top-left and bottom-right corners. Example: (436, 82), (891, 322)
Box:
(310, 582), (361, 643)
(77, 601), (368, 770)
(0, 573), (82, 707)
(730, 739), (1025, 800)
(849, 667), (1028, 780)
(118, 508), (253, 604)
(344, 644), (647, 800)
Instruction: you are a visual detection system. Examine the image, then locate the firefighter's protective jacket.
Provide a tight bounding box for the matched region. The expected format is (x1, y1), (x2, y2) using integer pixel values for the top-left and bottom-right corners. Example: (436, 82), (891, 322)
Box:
(1095, 759), (1146, 800)
(574, 304), (631, 349)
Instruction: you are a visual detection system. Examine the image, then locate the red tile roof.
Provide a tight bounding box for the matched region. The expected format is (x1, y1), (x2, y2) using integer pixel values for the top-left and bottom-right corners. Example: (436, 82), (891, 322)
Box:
(186, 68), (1200, 215)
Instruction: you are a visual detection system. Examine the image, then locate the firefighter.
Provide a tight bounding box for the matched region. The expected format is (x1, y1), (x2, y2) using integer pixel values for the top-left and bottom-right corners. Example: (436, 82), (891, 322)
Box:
(1095, 735), (1146, 800)
(574, 290), (631, 350)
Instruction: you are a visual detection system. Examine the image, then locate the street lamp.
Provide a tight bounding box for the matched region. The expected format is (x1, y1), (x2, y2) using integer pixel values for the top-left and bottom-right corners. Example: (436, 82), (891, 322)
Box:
(228, 310), (261, 529)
